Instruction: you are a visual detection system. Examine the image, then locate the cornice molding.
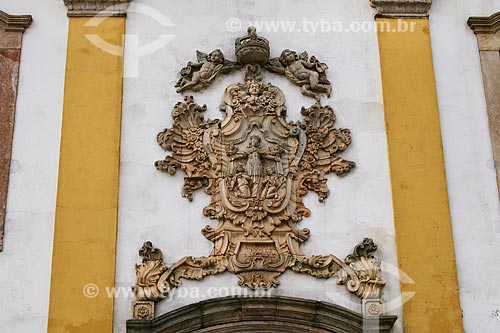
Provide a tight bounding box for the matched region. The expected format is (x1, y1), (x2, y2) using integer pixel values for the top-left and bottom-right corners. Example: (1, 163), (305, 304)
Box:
(63, 0), (132, 17)
(369, 0), (432, 18)
(468, 11), (500, 34)
(0, 10), (32, 32)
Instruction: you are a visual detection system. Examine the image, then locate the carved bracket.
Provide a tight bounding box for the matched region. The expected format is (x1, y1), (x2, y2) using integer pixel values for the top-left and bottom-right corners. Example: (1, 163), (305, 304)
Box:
(132, 238), (386, 318)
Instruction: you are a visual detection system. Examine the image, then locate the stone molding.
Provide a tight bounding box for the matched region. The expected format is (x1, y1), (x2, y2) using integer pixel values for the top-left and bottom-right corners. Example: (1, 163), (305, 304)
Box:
(0, 11), (31, 251)
(369, 0), (432, 18)
(126, 296), (398, 333)
(0, 10), (32, 32)
(62, 0), (132, 17)
(468, 11), (500, 34)
(468, 12), (500, 200)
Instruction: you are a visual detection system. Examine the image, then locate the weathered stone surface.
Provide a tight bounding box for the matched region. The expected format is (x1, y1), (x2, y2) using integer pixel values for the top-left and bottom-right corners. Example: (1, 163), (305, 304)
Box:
(479, 51), (500, 198)
(0, 10), (32, 32)
(126, 296), (397, 333)
(478, 33), (500, 51)
(63, 0), (132, 17)
(369, 0), (432, 18)
(0, 47), (21, 251)
(0, 31), (22, 49)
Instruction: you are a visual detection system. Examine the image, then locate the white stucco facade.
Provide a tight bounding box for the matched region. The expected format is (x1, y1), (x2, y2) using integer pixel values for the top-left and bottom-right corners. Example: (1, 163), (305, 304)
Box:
(431, 1), (500, 332)
(0, 0), (498, 332)
(114, 1), (403, 332)
(0, 1), (68, 332)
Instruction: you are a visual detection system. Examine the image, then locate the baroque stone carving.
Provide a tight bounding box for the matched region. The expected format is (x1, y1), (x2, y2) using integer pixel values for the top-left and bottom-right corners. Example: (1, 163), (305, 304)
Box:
(369, 0), (432, 18)
(133, 27), (388, 319)
(264, 49), (331, 100)
(62, 0), (131, 17)
(178, 27), (332, 102)
(175, 50), (241, 93)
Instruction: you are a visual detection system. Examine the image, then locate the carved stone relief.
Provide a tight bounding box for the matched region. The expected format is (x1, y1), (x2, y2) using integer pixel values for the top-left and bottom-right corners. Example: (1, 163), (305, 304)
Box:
(133, 27), (388, 320)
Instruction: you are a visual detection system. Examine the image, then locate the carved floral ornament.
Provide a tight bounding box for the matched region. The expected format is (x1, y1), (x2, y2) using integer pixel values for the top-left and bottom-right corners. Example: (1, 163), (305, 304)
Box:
(133, 27), (387, 320)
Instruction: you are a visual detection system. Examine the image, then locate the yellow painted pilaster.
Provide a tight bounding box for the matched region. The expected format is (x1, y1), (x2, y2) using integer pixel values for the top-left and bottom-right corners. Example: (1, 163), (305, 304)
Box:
(376, 18), (463, 332)
(48, 17), (124, 332)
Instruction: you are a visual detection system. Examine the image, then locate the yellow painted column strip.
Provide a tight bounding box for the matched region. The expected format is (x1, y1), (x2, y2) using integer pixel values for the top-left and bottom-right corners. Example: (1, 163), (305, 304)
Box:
(376, 18), (464, 332)
(48, 17), (124, 332)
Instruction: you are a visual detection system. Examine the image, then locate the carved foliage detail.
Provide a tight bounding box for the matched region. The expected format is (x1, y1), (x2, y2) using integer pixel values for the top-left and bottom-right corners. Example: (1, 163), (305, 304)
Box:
(134, 28), (387, 320)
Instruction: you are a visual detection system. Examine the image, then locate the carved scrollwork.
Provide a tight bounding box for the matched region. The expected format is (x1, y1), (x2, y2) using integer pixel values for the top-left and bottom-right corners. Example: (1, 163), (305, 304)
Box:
(158, 256), (230, 291)
(134, 27), (388, 320)
(344, 238), (386, 301)
(133, 242), (167, 302)
(133, 238), (386, 318)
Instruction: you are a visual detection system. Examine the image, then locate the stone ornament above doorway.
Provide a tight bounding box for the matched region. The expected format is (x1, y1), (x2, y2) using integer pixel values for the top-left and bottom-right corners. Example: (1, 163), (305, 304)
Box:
(0, 10), (32, 252)
(131, 27), (390, 321)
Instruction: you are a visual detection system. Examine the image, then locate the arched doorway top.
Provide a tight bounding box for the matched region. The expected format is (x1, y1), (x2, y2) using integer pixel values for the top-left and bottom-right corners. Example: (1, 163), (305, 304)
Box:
(126, 296), (397, 333)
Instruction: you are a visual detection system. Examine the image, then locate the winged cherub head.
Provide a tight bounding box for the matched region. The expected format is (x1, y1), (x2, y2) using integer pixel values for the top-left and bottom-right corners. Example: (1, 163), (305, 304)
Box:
(209, 49), (224, 64)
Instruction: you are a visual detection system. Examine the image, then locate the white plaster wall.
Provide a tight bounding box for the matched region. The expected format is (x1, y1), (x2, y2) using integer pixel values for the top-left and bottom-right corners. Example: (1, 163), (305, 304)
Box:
(0, 1), (68, 333)
(115, 1), (403, 332)
(430, 1), (500, 332)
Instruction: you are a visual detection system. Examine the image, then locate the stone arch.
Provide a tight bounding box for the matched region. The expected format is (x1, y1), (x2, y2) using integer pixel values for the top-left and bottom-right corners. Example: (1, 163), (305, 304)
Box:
(126, 296), (397, 333)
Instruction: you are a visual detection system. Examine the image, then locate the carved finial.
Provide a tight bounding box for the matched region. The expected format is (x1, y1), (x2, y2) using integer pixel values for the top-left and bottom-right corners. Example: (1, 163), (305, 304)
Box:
(139, 241), (163, 262)
(248, 26), (257, 38)
(132, 241), (167, 320)
(344, 238), (386, 316)
(346, 238), (378, 261)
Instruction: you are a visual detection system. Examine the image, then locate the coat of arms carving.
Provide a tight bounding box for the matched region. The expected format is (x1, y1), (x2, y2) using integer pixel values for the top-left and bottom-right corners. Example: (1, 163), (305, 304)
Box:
(132, 27), (387, 320)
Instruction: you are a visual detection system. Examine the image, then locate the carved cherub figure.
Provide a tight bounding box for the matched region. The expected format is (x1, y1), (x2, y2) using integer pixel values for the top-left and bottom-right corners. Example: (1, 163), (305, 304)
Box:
(264, 49), (331, 101)
(176, 50), (240, 93)
(242, 79), (263, 106)
(230, 165), (251, 199)
(261, 167), (280, 199)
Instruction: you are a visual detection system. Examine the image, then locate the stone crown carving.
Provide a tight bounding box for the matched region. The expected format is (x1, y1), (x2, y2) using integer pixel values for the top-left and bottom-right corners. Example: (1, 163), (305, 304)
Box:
(468, 11), (500, 34)
(369, 0), (432, 18)
(0, 10), (32, 32)
(63, 0), (132, 17)
(235, 26), (270, 65)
